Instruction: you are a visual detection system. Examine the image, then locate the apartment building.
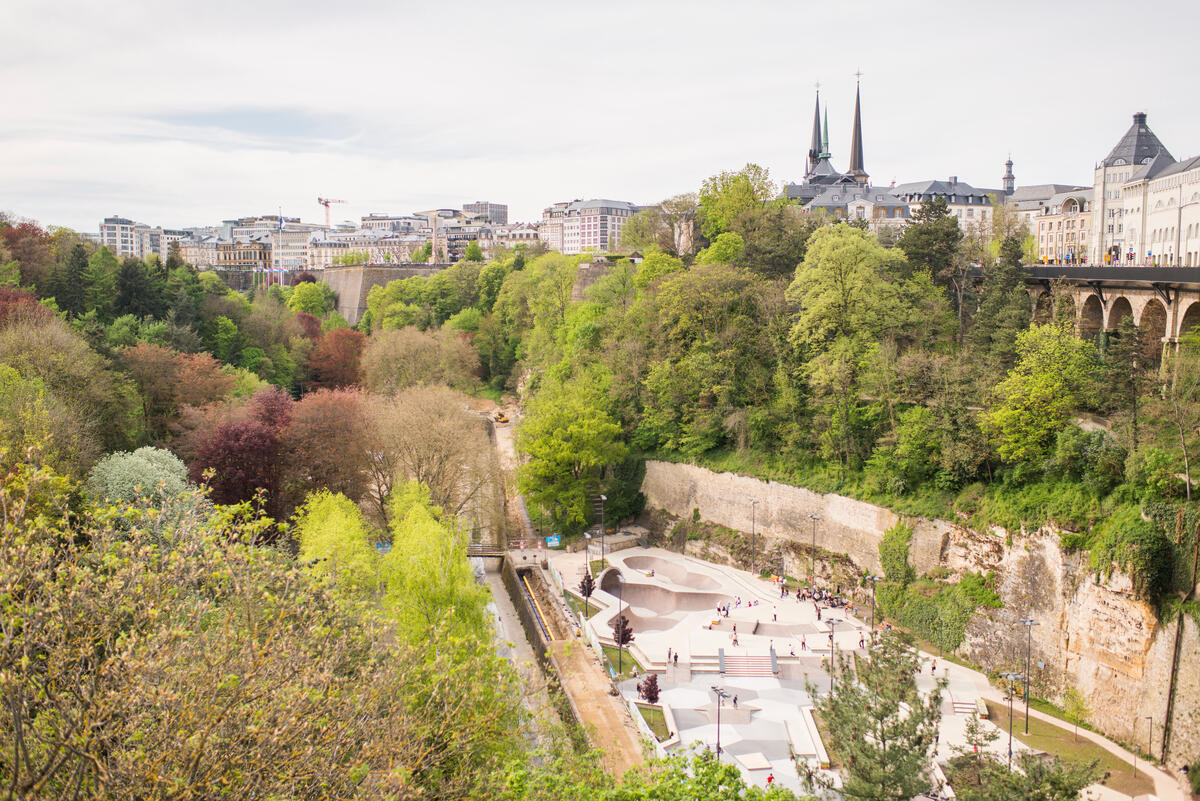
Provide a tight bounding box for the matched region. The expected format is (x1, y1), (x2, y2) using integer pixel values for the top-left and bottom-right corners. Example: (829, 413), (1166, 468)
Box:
(462, 201), (508, 225)
(538, 199), (638, 254)
(1033, 189), (1092, 264)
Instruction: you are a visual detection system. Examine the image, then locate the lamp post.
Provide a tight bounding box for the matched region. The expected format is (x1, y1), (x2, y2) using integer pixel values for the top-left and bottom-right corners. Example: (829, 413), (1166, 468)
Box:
(616, 573), (625, 676)
(827, 617), (843, 694)
(1145, 716), (1153, 767)
(710, 686), (730, 760)
(866, 574), (879, 633)
(807, 513), (822, 588)
(749, 498), (759, 574)
(599, 494), (607, 565)
(1019, 617), (1040, 734)
(1000, 671), (1023, 771)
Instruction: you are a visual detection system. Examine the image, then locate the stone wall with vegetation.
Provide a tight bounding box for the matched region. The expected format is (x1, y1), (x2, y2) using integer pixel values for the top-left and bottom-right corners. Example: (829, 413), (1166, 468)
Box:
(642, 458), (1200, 765)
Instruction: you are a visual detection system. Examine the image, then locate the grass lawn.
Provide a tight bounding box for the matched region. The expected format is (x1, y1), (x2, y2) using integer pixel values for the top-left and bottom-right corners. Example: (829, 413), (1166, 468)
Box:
(564, 592), (599, 619)
(638, 705), (670, 741)
(984, 700), (1155, 797)
(810, 712), (844, 770)
(602, 645), (643, 680)
(589, 559), (609, 575)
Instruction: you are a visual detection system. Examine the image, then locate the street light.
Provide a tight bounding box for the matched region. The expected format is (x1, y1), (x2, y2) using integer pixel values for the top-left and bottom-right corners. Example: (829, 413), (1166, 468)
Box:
(749, 498), (759, 574)
(827, 617), (843, 694)
(807, 513), (822, 588)
(1018, 617), (1040, 734)
(1000, 671), (1023, 771)
(599, 494), (607, 565)
(615, 572), (625, 676)
(710, 686), (730, 760)
(865, 574), (880, 633)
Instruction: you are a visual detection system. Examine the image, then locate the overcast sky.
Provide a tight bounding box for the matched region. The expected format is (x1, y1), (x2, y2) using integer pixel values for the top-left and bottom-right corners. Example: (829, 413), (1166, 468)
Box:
(2, 0), (1197, 232)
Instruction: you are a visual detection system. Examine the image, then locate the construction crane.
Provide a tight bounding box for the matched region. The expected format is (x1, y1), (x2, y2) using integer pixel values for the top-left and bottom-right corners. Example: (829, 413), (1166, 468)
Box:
(316, 197), (346, 229)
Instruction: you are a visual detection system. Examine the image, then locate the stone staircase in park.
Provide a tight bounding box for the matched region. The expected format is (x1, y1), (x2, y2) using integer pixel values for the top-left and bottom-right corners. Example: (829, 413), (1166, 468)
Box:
(722, 654), (777, 678)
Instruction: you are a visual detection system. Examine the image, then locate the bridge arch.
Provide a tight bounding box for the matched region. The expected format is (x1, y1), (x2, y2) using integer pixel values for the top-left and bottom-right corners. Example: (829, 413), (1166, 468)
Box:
(1079, 295), (1104, 343)
(1107, 296), (1133, 330)
(1033, 292), (1055, 324)
(1139, 299), (1168, 363)
(1179, 301), (1200, 339)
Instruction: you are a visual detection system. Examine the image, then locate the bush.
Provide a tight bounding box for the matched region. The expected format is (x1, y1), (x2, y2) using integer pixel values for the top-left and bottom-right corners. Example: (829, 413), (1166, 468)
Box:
(880, 522), (915, 585)
(1125, 447), (1183, 501)
(1090, 505), (1175, 602)
(86, 446), (189, 505)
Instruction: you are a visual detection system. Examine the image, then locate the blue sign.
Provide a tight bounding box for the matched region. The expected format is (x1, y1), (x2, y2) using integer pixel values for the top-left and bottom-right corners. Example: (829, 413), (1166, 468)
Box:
(374, 542), (392, 554)
(545, 535), (562, 548)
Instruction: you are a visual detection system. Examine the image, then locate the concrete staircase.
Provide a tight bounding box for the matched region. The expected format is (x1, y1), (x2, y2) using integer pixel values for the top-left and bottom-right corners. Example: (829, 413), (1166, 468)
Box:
(951, 698), (977, 715)
(722, 654), (776, 678)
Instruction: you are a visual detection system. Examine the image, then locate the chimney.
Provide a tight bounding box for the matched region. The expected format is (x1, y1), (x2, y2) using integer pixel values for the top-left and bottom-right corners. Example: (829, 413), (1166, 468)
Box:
(1133, 111), (1147, 126)
(948, 176), (958, 185)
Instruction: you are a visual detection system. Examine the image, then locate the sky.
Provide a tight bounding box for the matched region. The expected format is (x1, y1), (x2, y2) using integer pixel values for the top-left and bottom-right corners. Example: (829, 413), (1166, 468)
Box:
(2, 0), (1197, 233)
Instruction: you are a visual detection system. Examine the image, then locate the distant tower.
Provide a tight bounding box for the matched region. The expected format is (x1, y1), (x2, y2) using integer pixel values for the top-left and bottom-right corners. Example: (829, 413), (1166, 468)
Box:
(847, 74), (868, 185)
(821, 108), (830, 159)
(806, 88), (822, 178)
(1003, 156), (1015, 194)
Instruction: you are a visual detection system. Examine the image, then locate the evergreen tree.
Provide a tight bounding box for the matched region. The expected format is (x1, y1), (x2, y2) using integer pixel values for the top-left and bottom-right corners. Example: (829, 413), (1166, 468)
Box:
(115, 257), (166, 319)
(966, 235), (1031, 386)
(808, 631), (942, 801)
(1102, 315), (1149, 454)
(54, 244), (88, 316)
(82, 247), (119, 321)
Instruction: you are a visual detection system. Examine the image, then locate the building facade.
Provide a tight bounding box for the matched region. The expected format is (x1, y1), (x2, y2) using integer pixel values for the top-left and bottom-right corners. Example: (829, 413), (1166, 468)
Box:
(1033, 189), (1092, 264)
(538, 199), (637, 254)
(1120, 154), (1200, 266)
(463, 201), (508, 225)
(1089, 112), (1174, 264)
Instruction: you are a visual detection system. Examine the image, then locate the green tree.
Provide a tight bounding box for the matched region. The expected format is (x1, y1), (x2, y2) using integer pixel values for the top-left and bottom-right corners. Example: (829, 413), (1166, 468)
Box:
(1062, 686), (1089, 742)
(982, 322), (1098, 464)
(463, 240), (484, 261)
(54, 244), (88, 316)
(83, 247), (120, 321)
(294, 489), (378, 594)
(732, 202), (819, 278)
(286, 280), (335, 316)
(115, 258), (166, 319)
(966, 237), (1032, 385)
(696, 231), (745, 264)
(698, 163), (776, 239)
(516, 376), (627, 532)
(810, 631), (942, 801)
(1102, 315), (1150, 454)
(786, 224), (901, 350)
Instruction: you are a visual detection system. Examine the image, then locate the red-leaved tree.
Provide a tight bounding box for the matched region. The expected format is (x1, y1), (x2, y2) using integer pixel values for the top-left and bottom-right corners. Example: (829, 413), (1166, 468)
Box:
(281, 388), (370, 509)
(122, 344), (234, 440)
(308, 328), (365, 389)
(190, 419), (280, 507)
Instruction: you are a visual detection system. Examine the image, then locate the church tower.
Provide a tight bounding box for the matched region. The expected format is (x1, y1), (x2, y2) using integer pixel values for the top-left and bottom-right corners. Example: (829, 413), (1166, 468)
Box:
(847, 78), (868, 185)
(1003, 157), (1015, 194)
(806, 90), (822, 178)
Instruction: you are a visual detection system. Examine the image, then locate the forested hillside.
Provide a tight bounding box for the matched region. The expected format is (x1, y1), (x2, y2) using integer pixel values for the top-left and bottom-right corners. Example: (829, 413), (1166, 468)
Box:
(0, 212), (809, 798)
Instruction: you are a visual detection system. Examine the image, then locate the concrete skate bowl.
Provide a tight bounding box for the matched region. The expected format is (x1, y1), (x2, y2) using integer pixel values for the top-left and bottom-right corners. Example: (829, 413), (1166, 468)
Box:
(600, 570), (730, 614)
(622, 556), (722, 590)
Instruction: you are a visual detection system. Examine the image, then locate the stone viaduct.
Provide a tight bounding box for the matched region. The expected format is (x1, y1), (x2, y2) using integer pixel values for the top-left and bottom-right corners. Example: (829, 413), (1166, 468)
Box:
(1024, 266), (1200, 360)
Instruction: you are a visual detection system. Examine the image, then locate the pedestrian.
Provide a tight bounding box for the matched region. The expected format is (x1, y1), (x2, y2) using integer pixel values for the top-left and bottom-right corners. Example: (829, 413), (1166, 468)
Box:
(733, 694), (738, 708)
(801, 635), (807, 650)
(769, 639), (774, 653)
(817, 607), (822, 622)
(673, 653), (678, 666)
(733, 633), (739, 646)
(767, 772), (774, 786)
(773, 605), (777, 622)
(931, 659), (937, 675)
(858, 634), (865, 649)
(790, 644), (796, 657)
(667, 647), (672, 662)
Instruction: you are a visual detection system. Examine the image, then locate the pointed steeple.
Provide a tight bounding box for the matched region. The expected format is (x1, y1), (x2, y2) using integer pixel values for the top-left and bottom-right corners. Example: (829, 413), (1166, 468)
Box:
(821, 108), (830, 159)
(807, 89), (822, 178)
(848, 75), (868, 185)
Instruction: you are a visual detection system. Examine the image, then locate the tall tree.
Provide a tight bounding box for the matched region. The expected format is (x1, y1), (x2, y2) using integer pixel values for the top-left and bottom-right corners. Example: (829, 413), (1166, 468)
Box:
(966, 235), (1032, 385)
(115, 257), (166, 319)
(810, 631), (942, 801)
(54, 244), (88, 316)
(1102, 315), (1150, 454)
(83, 247), (120, 321)
(698, 163), (776, 239)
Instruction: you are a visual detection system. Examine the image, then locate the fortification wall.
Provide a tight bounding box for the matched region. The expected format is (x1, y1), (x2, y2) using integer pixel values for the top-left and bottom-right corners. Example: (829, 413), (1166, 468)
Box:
(321, 264), (448, 324)
(640, 458), (1200, 764)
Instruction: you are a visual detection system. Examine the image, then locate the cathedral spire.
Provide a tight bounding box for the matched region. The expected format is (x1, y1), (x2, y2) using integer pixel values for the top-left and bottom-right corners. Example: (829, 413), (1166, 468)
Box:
(807, 87), (822, 177)
(821, 108), (830, 159)
(848, 73), (868, 185)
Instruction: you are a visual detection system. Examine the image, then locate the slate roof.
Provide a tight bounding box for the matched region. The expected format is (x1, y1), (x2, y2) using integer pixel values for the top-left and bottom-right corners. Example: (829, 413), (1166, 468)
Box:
(1127, 150), (1178, 183)
(892, 179), (994, 203)
(804, 185), (909, 210)
(1103, 112), (1173, 167)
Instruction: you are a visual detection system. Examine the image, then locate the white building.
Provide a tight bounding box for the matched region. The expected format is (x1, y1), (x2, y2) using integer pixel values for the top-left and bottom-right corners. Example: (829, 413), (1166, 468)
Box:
(1089, 112), (1174, 264)
(1119, 154), (1200, 267)
(539, 199), (638, 254)
(891, 177), (999, 234)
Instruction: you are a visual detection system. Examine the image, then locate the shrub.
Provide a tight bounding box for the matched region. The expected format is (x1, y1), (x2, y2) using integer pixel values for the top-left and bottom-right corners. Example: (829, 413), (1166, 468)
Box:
(86, 446), (188, 505)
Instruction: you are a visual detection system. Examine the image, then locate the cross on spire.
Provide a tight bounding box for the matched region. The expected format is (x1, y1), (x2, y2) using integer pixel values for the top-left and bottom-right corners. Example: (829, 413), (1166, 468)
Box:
(854, 68), (862, 82)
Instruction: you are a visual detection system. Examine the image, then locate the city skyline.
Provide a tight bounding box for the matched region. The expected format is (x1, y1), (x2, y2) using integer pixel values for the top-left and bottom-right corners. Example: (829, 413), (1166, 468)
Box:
(3, 0), (1198, 232)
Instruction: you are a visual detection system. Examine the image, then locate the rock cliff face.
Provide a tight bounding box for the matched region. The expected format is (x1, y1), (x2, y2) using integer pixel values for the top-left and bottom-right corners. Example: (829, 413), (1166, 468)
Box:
(641, 459), (1200, 764)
